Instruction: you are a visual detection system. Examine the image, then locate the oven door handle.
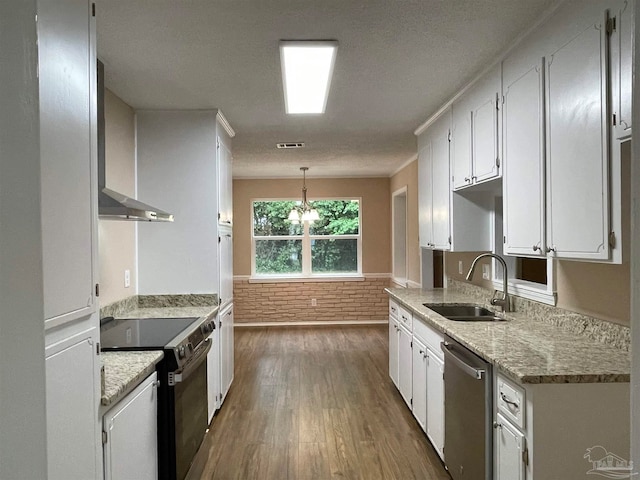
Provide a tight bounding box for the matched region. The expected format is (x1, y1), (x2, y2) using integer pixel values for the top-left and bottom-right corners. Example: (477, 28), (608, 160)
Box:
(171, 339), (212, 384)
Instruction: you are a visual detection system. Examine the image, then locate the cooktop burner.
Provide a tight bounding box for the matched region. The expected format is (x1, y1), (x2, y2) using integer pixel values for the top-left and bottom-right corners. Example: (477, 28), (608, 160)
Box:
(100, 317), (200, 349)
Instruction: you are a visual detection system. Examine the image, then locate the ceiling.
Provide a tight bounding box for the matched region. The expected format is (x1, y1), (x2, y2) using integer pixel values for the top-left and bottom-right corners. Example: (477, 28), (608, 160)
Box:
(97, 0), (560, 179)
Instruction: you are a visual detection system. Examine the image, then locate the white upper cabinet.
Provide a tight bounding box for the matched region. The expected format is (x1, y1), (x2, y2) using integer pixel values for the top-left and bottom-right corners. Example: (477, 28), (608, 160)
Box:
(217, 126), (234, 226)
(545, 11), (610, 260)
(610, 0), (633, 139)
(39, 0), (97, 328)
(502, 57), (546, 257)
(452, 64), (501, 190)
(418, 109), (451, 250)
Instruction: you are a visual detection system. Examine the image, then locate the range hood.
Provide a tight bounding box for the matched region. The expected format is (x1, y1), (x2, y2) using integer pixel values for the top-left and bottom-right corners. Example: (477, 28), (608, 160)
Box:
(97, 60), (174, 222)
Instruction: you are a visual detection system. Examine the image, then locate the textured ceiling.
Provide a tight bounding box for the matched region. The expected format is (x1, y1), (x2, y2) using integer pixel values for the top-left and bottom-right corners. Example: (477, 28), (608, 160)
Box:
(97, 0), (560, 178)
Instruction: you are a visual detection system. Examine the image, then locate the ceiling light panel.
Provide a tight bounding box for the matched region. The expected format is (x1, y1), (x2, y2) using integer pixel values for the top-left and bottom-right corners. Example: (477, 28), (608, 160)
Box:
(280, 41), (338, 114)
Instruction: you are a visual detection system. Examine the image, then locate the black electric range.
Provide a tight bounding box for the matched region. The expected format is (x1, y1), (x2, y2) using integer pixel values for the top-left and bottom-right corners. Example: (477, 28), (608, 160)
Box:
(101, 313), (216, 480)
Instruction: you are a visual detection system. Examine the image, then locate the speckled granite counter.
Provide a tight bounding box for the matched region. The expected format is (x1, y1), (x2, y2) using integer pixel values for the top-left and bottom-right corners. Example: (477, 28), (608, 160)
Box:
(101, 351), (164, 407)
(386, 287), (630, 385)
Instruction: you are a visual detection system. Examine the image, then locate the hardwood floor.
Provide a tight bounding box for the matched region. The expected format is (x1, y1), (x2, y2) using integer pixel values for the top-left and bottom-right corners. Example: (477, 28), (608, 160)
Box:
(186, 325), (450, 480)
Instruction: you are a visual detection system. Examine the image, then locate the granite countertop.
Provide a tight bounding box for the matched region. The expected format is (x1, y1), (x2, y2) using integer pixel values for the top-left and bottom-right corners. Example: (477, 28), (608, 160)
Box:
(386, 287), (630, 385)
(117, 305), (218, 320)
(101, 351), (164, 407)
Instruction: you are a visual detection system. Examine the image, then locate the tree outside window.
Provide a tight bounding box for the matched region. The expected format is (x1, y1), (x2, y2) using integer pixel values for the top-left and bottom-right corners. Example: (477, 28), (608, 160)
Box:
(252, 199), (361, 277)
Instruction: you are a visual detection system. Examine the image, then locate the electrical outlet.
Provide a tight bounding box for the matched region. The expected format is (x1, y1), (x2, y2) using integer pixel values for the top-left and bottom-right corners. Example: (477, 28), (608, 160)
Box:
(458, 261), (463, 275)
(482, 264), (490, 280)
(311, 298), (317, 307)
(124, 269), (131, 288)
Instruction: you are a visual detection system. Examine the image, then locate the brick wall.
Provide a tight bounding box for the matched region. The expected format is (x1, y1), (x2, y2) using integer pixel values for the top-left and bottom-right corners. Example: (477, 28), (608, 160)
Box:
(233, 276), (390, 323)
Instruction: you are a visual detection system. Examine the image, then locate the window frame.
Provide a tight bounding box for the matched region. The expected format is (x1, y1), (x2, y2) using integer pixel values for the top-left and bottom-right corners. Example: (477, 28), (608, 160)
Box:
(250, 197), (363, 280)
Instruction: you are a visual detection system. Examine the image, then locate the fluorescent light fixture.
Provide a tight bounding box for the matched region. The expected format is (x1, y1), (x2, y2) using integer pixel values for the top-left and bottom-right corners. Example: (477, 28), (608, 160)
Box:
(280, 40), (338, 114)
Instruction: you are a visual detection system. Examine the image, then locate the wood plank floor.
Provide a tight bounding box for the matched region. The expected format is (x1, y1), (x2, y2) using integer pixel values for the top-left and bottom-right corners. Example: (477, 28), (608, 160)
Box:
(186, 325), (451, 480)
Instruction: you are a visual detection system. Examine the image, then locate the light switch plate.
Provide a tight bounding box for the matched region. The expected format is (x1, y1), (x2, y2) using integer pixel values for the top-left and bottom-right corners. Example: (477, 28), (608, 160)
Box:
(124, 269), (131, 288)
(458, 261), (463, 275)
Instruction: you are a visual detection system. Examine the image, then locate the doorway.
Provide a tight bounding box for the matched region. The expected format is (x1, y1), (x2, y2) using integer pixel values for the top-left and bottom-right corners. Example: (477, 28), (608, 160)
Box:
(392, 187), (408, 286)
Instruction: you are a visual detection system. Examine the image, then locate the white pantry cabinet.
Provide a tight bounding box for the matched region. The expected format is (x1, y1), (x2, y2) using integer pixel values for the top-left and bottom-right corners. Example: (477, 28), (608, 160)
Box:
(219, 226), (234, 307)
(217, 129), (234, 226)
(219, 303), (235, 404)
(103, 373), (158, 480)
(39, 0), (98, 330)
(46, 328), (100, 480)
(451, 64), (501, 190)
(411, 337), (428, 431)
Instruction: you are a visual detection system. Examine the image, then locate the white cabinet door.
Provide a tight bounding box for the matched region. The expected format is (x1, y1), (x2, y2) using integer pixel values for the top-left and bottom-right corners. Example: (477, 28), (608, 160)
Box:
(471, 65), (501, 184)
(46, 328), (100, 480)
(426, 349), (445, 460)
(431, 110), (452, 250)
(207, 327), (220, 422)
(218, 226), (233, 307)
(103, 373), (158, 480)
(398, 323), (413, 408)
(451, 96), (473, 190)
(219, 303), (234, 404)
(503, 58), (546, 257)
(610, 1), (633, 139)
(217, 135), (233, 226)
(495, 414), (526, 480)
(388, 316), (400, 388)
(545, 13), (610, 260)
(38, 0), (97, 329)
(417, 143), (434, 248)
(411, 337), (427, 432)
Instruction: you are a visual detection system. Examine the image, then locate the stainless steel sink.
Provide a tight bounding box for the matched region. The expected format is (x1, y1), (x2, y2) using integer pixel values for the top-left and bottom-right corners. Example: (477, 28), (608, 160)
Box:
(423, 303), (506, 322)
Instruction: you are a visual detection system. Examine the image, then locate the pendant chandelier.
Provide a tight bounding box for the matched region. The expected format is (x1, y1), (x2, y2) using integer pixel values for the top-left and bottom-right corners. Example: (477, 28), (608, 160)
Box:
(288, 167), (320, 224)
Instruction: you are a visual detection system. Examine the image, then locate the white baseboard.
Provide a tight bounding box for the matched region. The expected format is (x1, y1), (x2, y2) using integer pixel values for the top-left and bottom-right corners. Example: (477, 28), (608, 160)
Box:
(235, 320), (388, 327)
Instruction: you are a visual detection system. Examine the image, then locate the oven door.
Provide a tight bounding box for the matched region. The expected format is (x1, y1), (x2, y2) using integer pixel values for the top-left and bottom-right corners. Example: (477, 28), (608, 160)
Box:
(173, 339), (211, 480)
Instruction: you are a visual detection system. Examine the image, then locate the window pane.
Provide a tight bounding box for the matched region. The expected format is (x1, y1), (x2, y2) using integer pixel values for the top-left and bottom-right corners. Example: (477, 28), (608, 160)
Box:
(255, 239), (302, 274)
(253, 201), (302, 236)
(311, 238), (357, 273)
(309, 200), (359, 236)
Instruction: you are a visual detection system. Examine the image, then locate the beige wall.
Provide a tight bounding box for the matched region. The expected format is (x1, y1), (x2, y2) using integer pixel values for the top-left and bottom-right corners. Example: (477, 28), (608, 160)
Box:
(233, 177), (391, 276)
(390, 160), (420, 286)
(98, 89), (137, 306)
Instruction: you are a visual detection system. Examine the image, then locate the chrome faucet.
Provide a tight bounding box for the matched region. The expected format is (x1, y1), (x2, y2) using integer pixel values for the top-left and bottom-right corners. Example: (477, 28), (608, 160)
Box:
(466, 253), (511, 313)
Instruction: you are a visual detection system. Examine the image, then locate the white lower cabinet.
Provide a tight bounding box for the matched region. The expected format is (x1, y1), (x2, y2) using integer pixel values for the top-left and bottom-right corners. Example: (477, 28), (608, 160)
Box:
(389, 315), (400, 388)
(398, 323), (413, 408)
(207, 325), (220, 422)
(219, 302), (235, 404)
(425, 348), (445, 460)
(411, 337), (428, 431)
(495, 413), (525, 480)
(46, 327), (100, 480)
(103, 373), (158, 480)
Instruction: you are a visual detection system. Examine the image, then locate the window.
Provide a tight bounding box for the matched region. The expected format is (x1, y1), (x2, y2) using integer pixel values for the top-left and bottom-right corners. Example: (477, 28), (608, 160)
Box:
(252, 199), (361, 278)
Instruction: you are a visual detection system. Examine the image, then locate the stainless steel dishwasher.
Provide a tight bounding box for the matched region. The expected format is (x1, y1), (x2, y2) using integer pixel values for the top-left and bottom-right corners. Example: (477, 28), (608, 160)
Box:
(441, 335), (493, 480)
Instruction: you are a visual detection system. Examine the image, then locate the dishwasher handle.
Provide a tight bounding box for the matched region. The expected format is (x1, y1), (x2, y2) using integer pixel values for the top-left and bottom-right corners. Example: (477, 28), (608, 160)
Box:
(441, 341), (485, 380)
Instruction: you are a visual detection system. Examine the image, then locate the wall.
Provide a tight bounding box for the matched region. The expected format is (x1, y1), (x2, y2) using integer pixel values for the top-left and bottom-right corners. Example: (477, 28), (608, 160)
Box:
(0, 2), (48, 476)
(390, 160), (421, 287)
(233, 177), (391, 323)
(98, 89), (137, 305)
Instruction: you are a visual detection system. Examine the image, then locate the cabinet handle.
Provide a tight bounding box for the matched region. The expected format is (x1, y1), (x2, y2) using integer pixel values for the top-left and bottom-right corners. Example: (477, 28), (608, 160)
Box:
(532, 245), (540, 252)
(464, 176), (471, 183)
(154, 380), (161, 388)
(471, 175), (477, 181)
(500, 392), (519, 409)
(493, 421), (503, 429)
(545, 246), (556, 253)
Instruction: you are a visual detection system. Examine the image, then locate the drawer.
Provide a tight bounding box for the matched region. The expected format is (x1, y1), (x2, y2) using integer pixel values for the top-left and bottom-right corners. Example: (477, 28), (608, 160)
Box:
(398, 305), (413, 330)
(389, 299), (399, 319)
(497, 374), (525, 430)
(413, 317), (444, 355)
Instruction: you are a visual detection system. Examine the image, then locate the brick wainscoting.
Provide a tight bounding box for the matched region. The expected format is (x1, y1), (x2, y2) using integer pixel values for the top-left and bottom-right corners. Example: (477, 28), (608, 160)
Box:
(233, 276), (391, 324)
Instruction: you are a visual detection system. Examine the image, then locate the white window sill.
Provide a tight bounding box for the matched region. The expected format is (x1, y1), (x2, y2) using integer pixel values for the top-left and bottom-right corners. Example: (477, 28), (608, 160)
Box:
(249, 275), (365, 284)
(492, 278), (557, 306)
